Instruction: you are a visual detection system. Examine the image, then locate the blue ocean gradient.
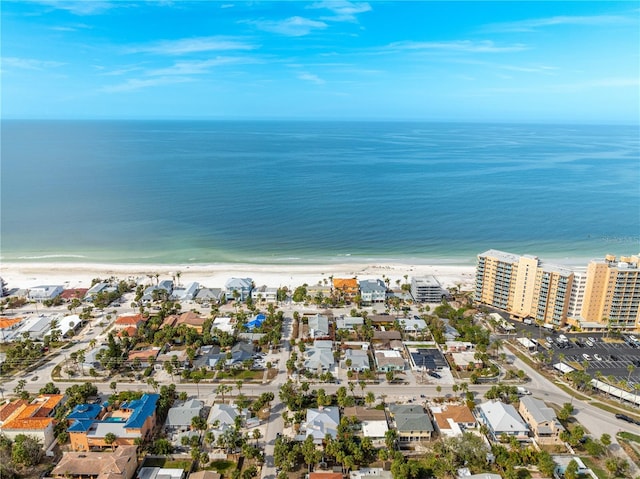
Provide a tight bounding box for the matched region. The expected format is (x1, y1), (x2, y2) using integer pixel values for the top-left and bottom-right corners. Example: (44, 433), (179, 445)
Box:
(1, 121), (638, 265)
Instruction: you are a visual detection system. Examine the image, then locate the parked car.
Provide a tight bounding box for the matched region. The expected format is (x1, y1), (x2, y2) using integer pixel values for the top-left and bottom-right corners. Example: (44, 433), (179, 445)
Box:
(610, 355), (619, 361)
(428, 371), (441, 379)
(585, 340), (594, 347)
(588, 337), (597, 343)
(615, 414), (635, 424)
(582, 353), (592, 361)
(593, 354), (602, 361)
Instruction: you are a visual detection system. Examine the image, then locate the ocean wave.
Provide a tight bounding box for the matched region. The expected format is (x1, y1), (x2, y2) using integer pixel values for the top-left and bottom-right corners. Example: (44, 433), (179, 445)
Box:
(17, 254), (88, 259)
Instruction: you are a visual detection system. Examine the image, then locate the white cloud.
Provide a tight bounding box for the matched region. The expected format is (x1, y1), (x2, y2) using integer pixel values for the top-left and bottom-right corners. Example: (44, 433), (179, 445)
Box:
(482, 14), (637, 33)
(248, 16), (327, 36)
(128, 36), (257, 55)
(308, 0), (371, 22)
(385, 40), (528, 53)
(298, 72), (326, 84)
(2, 57), (65, 70)
(146, 57), (255, 76)
(102, 76), (193, 93)
(33, 1), (113, 15)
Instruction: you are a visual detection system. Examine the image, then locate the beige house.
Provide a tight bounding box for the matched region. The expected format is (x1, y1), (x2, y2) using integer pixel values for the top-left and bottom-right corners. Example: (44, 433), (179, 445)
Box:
(518, 396), (564, 445)
(50, 445), (138, 479)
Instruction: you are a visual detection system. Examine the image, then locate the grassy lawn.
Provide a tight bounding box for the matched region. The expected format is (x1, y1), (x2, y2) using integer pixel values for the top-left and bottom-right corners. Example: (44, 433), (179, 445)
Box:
(165, 459), (193, 469)
(617, 431), (640, 443)
(217, 369), (263, 380)
(589, 402), (640, 422)
(207, 459), (236, 474)
(581, 456), (607, 479)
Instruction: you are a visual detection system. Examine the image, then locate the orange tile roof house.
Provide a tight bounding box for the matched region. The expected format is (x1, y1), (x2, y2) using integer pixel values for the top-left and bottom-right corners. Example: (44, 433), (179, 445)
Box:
(332, 278), (359, 299)
(0, 394), (65, 449)
(431, 404), (477, 437)
(60, 288), (89, 300)
(68, 394), (159, 451)
(114, 314), (146, 330)
(175, 311), (206, 332)
(50, 445), (138, 479)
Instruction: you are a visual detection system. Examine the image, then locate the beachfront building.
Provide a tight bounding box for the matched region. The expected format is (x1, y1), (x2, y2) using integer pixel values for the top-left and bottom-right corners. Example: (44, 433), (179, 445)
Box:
(332, 278), (359, 301)
(171, 282), (199, 301)
(579, 255), (640, 330)
(0, 394), (65, 449)
(474, 250), (575, 328)
(359, 279), (387, 304)
(28, 285), (63, 302)
(411, 276), (447, 303)
(251, 285), (278, 303)
(225, 278), (253, 301)
(68, 394), (159, 451)
(475, 250), (640, 331)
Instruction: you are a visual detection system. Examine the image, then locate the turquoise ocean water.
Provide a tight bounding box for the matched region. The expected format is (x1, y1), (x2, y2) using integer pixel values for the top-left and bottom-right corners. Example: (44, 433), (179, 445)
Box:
(1, 121), (638, 265)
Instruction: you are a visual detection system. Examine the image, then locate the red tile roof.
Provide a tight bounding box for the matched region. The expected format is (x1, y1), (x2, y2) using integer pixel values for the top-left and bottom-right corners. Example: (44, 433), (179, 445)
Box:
(60, 288), (89, 300)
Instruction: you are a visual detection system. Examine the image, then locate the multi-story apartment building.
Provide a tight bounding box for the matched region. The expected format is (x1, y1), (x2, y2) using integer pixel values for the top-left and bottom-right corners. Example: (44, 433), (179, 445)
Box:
(580, 255), (640, 330)
(411, 275), (447, 303)
(475, 250), (574, 328)
(476, 250), (640, 331)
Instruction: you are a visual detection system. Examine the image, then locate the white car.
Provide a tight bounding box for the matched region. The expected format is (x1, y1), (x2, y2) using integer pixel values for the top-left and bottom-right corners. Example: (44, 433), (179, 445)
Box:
(593, 354), (602, 361)
(588, 337), (597, 343)
(582, 353), (592, 361)
(585, 340), (594, 347)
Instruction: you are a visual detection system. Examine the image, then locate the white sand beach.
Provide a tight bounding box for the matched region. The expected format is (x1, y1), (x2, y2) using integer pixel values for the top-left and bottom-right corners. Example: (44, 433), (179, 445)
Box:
(0, 262), (476, 292)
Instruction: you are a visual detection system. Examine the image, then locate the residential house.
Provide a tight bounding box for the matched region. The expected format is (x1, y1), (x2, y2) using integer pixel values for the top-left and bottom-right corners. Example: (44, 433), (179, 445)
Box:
(0, 317), (23, 342)
(343, 407), (388, 442)
(350, 469), (393, 479)
(140, 280), (174, 304)
(14, 314), (53, 340)
(81, 347), (107, 372)
(303, 341), (335, 373)
(211, 317), (234, 334)
(444, 341), (475, 352)
(171, 282), (199, 301)
(518, 396), (564, 445)
(193, 345), (223, 370)
(399, 318), (427, 333)
(114, 314), (146, 332)
(128, 348), (161, 368)
(251, 285), (278, 303)
(372, 330), (403, 350)
(66, 403), (104, 425)
(332, 278), (359, 301)
(309, 474), (342, 479)
(228, 341), (255, 366)
(84, 282), (111, 302)
(341, 349), (370, 372)
(409, 348), (449, 371)
(49, 445), (138, 479)
(194, 287), (224, 304)
(138, 467), (185, 479)
(28, 285), (64, 302)
(476, 401), (529, 441)
(431, 404), (477, 437)
(0, 394), (65, 449)
(359, 279), (387, 304)
(374, 350), (405, 372)
(368, 315), (395, 327)
(225, 278), (253, 301)
(175, 311), (206, 333)
(388, 404), (434, 443)
(301, 407), (340, 444)
(207, 403), (247, 441)
(308, 314), (330, 338)
(335, 316), (364, 331)
(451, 352), (483, 370)
(68, 394), (160, 451)
(165, 399), (204, 436)
(553, 456), (590, 478)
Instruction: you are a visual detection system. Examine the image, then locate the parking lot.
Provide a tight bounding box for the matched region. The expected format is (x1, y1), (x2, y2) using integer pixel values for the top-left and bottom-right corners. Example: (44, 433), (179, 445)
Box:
(498, 317), (640, 388)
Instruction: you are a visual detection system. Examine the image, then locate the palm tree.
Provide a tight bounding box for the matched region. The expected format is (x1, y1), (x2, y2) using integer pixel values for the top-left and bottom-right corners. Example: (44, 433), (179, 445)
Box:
(627, 364), (636, 383)
(104, 432), (117, 451)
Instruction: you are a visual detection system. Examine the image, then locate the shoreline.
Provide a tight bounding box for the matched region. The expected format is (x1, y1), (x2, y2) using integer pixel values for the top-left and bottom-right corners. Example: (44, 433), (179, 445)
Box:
(0, 261), (478, 291)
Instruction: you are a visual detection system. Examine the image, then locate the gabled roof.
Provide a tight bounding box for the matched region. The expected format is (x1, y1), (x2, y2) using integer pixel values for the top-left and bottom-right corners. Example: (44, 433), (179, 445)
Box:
(60, 288), (89, 300)
(1, 394), (64, 431)
(176, 311), (205, 328)
(333, 278), (358, 290)
(165, 399), (204, 427)
(0, 317), (23, 329)
(431, 405), (476, 430)
(519, 396), (557, 424)
(225, 277), (252, 289)
(305, 407), (340, 441)
(477, 401), (528, 433)
(67, 403), (104, 421)
(207, 403), (239, 426)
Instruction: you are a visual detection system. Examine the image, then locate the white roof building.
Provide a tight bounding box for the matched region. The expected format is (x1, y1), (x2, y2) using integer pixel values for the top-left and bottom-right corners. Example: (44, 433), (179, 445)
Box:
(211, 317), (234, 334)
(302, 407), (340, 444)
(476, 401), (529, 440)
(28, 285), (63, 301)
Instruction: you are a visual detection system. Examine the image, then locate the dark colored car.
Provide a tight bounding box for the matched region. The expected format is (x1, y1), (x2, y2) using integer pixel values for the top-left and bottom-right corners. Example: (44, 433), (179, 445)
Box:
(615, 414), (634, 423)
(610, 355), (619, 361)
(428, 371), (442, 379)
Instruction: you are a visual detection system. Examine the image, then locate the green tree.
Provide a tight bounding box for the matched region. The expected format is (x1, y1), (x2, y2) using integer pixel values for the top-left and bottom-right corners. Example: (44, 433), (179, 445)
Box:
(11, 434), (43, 467)
(153, 438), (173, 455)
(537, 450), (556, 477)
(564, 459), (579, 479)
(104, 432), (117, 450)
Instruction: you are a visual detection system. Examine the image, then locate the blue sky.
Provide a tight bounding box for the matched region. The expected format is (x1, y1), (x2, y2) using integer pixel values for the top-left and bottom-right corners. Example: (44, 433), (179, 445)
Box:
(2, 1), (638, 122)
